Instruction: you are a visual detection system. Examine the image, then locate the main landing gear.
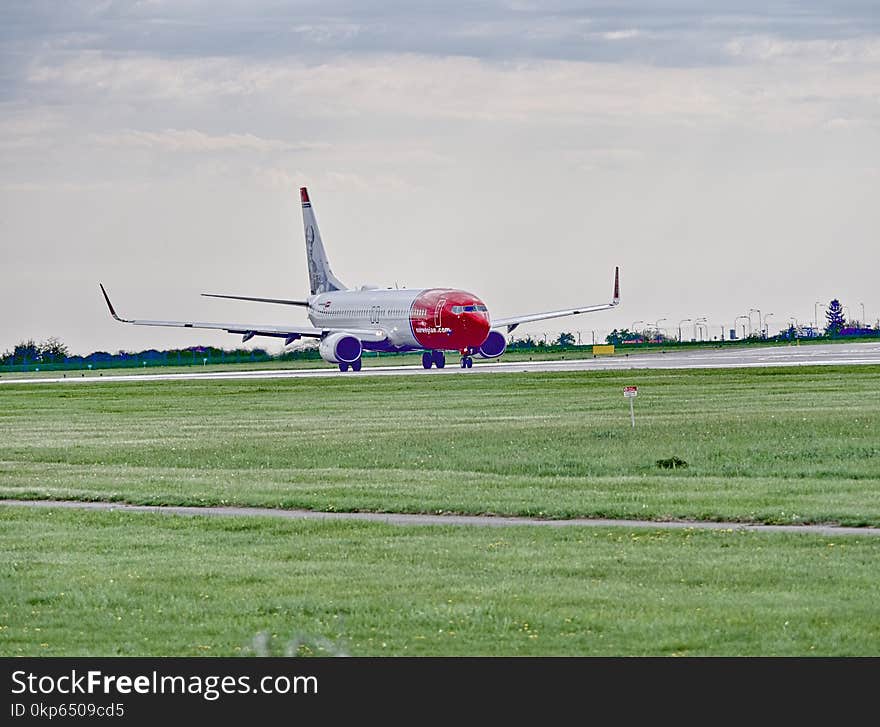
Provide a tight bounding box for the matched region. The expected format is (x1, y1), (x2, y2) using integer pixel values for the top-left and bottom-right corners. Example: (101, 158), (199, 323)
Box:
(459, 355), (473, 368)
(338, 359), (362, 372)
(422, 350), (446, 369)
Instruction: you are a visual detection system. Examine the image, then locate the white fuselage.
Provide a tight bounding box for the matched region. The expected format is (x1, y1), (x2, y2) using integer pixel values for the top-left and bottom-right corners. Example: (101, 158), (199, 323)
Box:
(308, 289), (423, 349)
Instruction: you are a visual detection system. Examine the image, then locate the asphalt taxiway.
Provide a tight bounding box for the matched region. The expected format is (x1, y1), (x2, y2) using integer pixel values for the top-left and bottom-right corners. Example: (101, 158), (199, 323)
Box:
(1, 341), (878, 385)
(2, 499), (877, 537)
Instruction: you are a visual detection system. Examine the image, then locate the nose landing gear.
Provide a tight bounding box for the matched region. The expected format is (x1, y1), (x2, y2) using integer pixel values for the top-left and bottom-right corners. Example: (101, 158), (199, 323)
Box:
(460, 356), (473, 368)
(339, 358), (362, 372)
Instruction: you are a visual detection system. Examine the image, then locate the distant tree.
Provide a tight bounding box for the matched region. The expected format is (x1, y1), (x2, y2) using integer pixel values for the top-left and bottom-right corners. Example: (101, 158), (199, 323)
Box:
(39, 337), (69, 363)
(506, 336), (537, 350)
(825, 299), (846, 336)
(12, 340), (40, 364)
(606, 328), (642, 345)
(555, 331), (576, 347)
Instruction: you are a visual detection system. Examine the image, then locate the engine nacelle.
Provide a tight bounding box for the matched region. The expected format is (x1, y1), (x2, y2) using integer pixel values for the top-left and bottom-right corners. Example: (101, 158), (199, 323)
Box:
(319, 332), (363, 364)
(477, 330), (507, 359)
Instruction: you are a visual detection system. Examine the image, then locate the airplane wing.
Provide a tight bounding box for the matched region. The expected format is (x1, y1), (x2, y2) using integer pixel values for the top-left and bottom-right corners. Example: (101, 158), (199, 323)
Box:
(492, 267), (620, 333)
(201, 293), (309, 307)
(99, 284), (386, 344)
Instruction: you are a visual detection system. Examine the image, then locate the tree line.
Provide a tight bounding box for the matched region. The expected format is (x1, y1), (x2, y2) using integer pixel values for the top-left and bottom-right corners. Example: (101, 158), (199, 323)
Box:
(0, 339), (324, 368)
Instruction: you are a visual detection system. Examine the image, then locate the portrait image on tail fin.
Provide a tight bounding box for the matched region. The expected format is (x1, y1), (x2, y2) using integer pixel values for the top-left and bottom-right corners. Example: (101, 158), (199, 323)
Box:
(300, 187), (346, 295)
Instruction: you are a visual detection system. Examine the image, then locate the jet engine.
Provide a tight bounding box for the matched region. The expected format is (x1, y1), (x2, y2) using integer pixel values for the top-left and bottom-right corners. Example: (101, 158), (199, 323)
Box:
(477, 330), (507, 359)
(319, 332), (363, 364)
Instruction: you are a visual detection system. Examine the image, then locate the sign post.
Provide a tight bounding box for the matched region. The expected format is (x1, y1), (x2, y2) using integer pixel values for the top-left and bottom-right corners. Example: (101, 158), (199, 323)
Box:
(623, 386), (638, 428)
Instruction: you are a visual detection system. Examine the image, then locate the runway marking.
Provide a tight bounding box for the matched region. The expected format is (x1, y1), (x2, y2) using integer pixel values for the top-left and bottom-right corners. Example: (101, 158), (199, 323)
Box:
(1, 499), (877, 537)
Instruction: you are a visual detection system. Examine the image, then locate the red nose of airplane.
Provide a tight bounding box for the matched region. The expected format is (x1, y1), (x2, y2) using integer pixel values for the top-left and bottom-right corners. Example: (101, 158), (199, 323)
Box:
(411, 289), (492, 352)
(460, 309), (491, 348)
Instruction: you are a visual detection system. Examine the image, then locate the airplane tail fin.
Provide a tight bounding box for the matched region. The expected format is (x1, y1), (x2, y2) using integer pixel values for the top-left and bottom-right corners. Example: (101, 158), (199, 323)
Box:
(300, 187), (346, 295)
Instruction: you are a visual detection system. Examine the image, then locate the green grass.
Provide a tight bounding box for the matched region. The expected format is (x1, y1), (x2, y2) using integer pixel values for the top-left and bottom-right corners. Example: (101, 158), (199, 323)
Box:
(1, 366), (879, 526)
(1, 506), (878, 656)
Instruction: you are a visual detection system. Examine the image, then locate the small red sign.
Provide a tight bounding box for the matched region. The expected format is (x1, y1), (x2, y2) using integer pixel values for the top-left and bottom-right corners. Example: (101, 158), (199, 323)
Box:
(623, 386), (638, 397)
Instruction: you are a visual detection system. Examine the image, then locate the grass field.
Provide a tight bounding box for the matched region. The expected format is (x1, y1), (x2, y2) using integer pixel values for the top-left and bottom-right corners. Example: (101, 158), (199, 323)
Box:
(1, 366), (879, 525)
(2, 506), (878, 656)
(2, 364), (879, 657)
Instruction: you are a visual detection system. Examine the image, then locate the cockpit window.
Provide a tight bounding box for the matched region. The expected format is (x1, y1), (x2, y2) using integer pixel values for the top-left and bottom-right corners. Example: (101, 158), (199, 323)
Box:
(452, 304), (488, 314)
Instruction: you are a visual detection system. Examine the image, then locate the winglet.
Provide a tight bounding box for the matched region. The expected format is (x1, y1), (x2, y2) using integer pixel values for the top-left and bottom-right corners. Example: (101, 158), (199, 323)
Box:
(99, 283), (128, 322)
(612, 266), (620, 305)
(300, 187), (310, 205)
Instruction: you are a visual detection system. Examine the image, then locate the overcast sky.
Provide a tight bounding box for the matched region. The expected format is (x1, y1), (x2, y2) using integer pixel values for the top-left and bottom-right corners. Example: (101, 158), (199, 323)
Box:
(2, 1), (878, 354)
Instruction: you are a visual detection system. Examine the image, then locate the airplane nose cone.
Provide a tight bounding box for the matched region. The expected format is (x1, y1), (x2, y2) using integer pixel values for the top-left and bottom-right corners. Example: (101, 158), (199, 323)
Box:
(462, 311), (491, 346)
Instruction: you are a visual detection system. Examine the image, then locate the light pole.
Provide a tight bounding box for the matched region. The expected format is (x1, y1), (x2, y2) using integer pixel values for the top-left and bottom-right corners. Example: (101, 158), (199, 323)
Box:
(762, 313), (773, 338)
(694, 317), (707, 342)
(735, 315), (749, 340)
(654, 318), (667, 342)
(860, 302), (866, 326)
(631, 321), (644, 341)
(678, 318), (691, 343)
(748, 308), (761, 338)
(814, 301), (823, 332)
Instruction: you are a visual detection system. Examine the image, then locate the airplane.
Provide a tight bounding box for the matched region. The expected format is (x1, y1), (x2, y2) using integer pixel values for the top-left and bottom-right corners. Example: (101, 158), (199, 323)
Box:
(100, 187), (620, 371)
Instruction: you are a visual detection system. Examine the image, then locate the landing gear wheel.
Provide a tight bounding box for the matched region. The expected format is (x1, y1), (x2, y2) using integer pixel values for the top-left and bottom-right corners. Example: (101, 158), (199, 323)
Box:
(422, 352), (433, 369)
(460, 356), (473, 369)
(339, 363), (349, 372)
(351, 358), (362, 372)
(460, 357), (467, 368)
(432, 350), (446, 369)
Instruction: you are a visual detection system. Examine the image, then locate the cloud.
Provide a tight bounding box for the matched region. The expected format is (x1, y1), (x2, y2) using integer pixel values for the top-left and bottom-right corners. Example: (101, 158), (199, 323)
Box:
(576, 147), (645, 171)
(4, 1), (879, 68)
(0, 181), (116, 192)
(824, 117), (873, 130)
(90, 128), (327, 153)
(601, 29), (642, 41)
(724, 35), (880, 64)
(22, 50), (880, 132)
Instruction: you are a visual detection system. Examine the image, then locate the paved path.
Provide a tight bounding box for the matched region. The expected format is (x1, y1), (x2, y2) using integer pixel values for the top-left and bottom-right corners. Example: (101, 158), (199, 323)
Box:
(1, 342), (878, 385)
(2, 499), (877, 537)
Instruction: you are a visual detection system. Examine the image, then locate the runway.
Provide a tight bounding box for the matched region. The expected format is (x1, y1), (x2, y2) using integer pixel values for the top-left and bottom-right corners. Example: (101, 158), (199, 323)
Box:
(2, 341), (879, 385)
(2, 499), (878, 537)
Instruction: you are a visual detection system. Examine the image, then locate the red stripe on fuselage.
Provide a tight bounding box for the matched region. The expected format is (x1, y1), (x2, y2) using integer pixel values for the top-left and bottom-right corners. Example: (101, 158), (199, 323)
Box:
(410, 289), (490, 353)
